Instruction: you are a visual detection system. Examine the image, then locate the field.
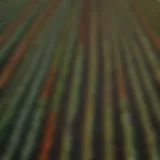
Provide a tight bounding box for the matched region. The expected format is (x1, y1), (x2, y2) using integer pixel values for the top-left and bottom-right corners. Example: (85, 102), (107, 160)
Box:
(1, 0), (160, 159)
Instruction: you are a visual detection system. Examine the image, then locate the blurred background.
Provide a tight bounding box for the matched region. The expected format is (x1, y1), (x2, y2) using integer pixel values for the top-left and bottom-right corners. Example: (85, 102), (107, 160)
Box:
(0, 0), (160, 160)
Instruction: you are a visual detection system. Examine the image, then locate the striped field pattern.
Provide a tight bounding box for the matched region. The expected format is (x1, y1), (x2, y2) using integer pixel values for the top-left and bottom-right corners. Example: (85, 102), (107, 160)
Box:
(0, 0), (160, 159)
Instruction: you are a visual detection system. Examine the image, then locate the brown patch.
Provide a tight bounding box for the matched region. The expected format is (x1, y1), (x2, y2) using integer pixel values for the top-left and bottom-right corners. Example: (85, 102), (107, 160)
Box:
(0, 36), (3, 43)
(78, 0), (90, 44)
(38, 112), (57, 160)
(40, 69), (57, 99)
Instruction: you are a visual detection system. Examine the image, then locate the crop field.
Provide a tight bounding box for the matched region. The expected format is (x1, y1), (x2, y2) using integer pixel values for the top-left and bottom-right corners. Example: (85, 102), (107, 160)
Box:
(0, 0), (160, 160)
